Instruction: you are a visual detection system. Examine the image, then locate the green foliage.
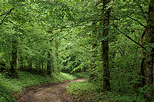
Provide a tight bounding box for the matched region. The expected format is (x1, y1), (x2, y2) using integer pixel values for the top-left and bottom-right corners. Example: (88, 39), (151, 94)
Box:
(53, 72), (76, 82)
(0, 81), (17, 102)
(0, 0), (153, 101)
(67, 81), (148, 102)
(0, 71), (77, 101)
(0, 71), (53, 92)
(66, 0), (153, 101)
(66, 81), (99, 101)
(72, 72), (89, 79)
(0, 71), (76, 92)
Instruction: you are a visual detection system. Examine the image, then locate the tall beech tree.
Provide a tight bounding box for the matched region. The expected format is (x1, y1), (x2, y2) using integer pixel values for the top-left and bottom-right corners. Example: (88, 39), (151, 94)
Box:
(144, 0), (154, 100)
(101, 0), (111, 91)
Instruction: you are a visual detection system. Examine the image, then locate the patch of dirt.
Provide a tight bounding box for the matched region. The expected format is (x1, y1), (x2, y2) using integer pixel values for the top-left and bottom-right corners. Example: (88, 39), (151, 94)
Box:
(17, 78), (85, 102)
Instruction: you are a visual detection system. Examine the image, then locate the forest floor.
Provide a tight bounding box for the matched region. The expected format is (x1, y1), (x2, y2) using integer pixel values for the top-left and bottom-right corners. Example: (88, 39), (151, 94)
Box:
(17, 78), (85, 102)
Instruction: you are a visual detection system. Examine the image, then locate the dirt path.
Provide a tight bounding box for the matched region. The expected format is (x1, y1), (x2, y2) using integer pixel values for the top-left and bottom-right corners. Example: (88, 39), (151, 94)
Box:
(18, 78), (85, 102)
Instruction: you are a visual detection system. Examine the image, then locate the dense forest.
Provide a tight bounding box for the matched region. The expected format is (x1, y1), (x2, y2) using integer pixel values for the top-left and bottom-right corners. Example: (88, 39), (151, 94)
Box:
(0, 0), (154, 102)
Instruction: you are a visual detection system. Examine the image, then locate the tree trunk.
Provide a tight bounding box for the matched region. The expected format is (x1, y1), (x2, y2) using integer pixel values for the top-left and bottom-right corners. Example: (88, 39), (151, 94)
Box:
(28, 60), (32, 71)
(10, 38), (18, 78)
(38, 60), (41, 69)
(140, 27), (147, 86)
(101, 0), (111, 91)
(55, 41), (60, 73)
(47, 51), (51, 75)
(41, 52), (45, 69)
(42, 60), (44, 69)
(90, 21), (97, 82)
(144, 0), (154, 100)
(20, 55), (24, 70)
(90, 44), (97, 82)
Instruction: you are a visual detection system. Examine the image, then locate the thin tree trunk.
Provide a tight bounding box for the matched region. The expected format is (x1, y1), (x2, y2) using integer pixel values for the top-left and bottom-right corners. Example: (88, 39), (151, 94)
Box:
(140, 26), (147, 86)
(90, 44), (97, 81)
(42, 60), (44, 69)
(55, 41), (59, 73)
(90, 21), (97, 82)
(144, 0), (154, 100)
(20, 55), (24, 70)
(41, 52), (45, 69)
(38, 60), (41, 69)
(28, 60), (32, 71)
(101, 0), (111, 91)
(47, 28), (54, 74)
(47, 51), (51, 75)
(10, 38), (18, 78)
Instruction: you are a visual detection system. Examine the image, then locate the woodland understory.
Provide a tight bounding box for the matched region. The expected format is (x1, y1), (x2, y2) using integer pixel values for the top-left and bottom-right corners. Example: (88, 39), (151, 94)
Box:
(0, 0), (154, 102)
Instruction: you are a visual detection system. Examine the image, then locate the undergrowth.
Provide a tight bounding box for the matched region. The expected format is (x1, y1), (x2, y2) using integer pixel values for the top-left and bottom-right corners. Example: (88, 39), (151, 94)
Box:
(0, 80), (17, 102)
(72, 72), (89, 79)
(66, 81), (148, 102)
(53, 72), (76, 82)
(0, 71), (77, 102)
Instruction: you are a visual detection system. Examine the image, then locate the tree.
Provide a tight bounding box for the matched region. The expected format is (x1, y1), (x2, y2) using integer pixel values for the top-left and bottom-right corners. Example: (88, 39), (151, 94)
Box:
(10, 33), (18, 78)
(90, 21), (97, 82)
(144, 0), (154, 100)
(47, 50), (52, 75)
(101, 0), (111, 91)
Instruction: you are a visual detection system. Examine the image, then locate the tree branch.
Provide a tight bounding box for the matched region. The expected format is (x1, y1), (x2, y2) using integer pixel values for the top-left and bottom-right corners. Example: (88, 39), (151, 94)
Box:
(127, 16), (147, 29)
(0, 8), (14, 25)
(113, 24), (146, 49)
(0, 13), (6, 17)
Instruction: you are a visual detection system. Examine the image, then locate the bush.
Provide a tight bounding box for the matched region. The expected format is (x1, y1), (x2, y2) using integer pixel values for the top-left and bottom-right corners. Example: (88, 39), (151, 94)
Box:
(0, 81), (17, 102)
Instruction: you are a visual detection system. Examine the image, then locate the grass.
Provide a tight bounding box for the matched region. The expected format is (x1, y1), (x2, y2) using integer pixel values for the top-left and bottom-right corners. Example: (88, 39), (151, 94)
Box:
(67, 81), (97, 95)
(0, 70), (149, 102)
(66, 81), (103, 102)
(72, 72), (89, 79)
(53, 72), (77, 82)
(0, 81), (17, 102)
(0, 71), (77, 102)
(66, 81), (148, 102)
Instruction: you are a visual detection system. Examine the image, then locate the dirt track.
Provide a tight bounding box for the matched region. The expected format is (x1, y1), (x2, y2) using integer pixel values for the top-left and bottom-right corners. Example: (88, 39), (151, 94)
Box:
(18, 78), (85, 102)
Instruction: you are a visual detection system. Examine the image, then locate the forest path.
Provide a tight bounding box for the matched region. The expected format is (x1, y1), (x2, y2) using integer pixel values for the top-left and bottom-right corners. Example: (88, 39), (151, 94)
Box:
(18, 78), (85, 102)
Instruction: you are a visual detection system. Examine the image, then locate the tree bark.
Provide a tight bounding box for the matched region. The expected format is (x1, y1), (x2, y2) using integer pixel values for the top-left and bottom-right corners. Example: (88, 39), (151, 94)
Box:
(20, 55), (24, 70)
(38, 60), (41, 69)
(47, 51), (52, 75)
(90, 21), (97, 82)
(10, 38), (18, 78)
(41, 60), (44, 69)
(55, 40), (60, 73)
(28, 59), (32, 71)
(101, 0), (111, 91)
(144, 0), (154, 100)
(140, 26), (147, 86)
